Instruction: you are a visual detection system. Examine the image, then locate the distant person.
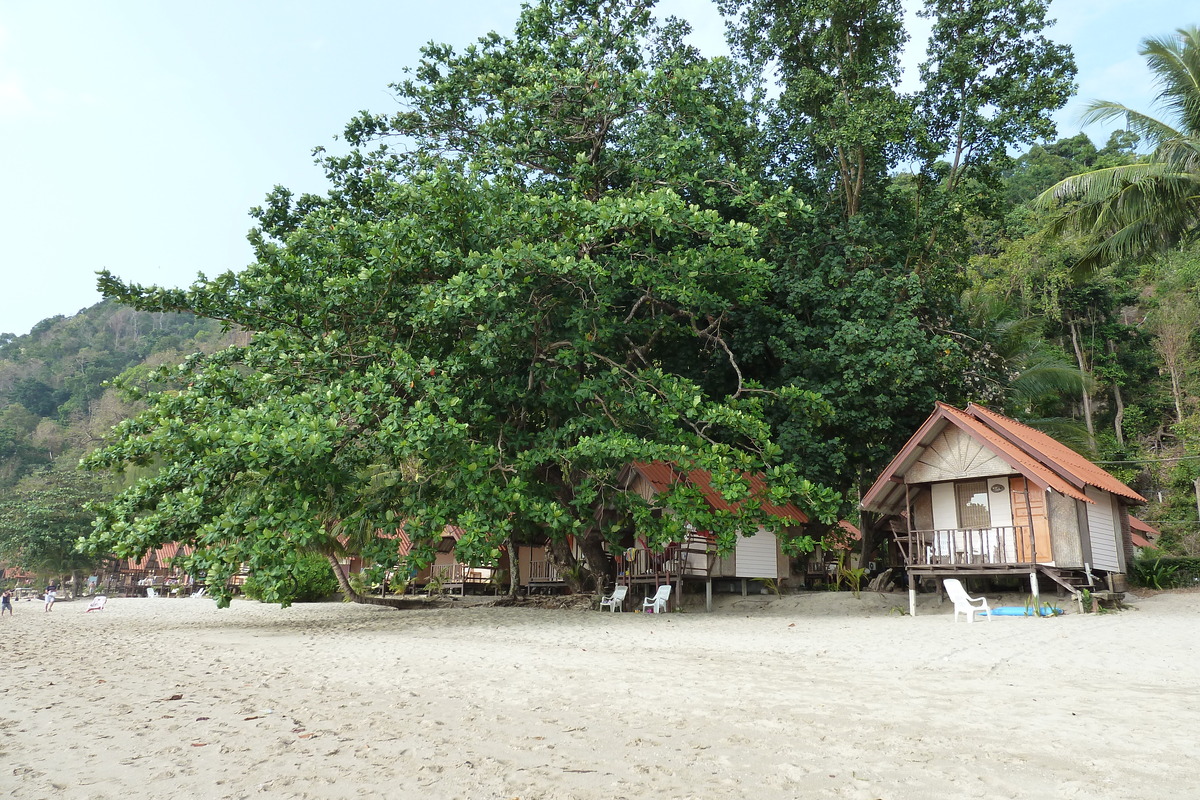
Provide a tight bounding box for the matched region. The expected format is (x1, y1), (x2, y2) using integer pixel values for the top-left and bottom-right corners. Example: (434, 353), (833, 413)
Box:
(43, 587), (56, 612)
(1, 590), (12, 616)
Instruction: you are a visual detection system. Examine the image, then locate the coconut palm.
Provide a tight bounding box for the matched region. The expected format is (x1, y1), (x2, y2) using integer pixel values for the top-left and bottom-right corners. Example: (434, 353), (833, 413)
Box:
(1037, 27), (1200, 272)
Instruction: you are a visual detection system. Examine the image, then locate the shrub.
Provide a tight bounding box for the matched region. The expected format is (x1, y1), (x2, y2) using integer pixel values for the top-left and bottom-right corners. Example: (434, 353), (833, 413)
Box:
(1131, 555), (1200, 590)
(242, 553), (340, 605)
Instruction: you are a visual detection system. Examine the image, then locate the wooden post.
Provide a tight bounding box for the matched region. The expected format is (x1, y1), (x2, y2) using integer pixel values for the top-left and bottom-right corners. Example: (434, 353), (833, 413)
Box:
(706, 578), (712, 613)
(741, 578), (747, 597)
(1029, 570), (1040, 612)
(909, 581), (917, 617)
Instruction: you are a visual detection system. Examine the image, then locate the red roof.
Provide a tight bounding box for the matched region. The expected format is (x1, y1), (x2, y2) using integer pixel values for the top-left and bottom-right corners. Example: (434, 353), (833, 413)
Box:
(127, 542), (192, 570)
(1129, 516), (1159, 549)
(966, 404), (1145, 503)
(629, 461), (808, 523)
(862, 402), (1145, 514)
(1129, 516), (1160, 536)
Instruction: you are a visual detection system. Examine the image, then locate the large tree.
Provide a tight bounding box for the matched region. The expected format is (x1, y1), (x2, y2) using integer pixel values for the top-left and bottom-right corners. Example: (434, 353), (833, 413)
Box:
(717, 0), (1075, 565)
(81, 0), (841, 608)
(0, 466), (108, 589)
(1039, 26), (1200, 271)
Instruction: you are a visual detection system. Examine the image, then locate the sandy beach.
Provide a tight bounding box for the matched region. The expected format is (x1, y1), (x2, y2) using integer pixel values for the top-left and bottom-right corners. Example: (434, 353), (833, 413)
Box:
(2, 589), (1197, 799)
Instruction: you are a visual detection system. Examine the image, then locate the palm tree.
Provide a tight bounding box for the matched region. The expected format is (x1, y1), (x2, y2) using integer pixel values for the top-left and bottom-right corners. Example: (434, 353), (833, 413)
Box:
(1037, 27), (1200, 272)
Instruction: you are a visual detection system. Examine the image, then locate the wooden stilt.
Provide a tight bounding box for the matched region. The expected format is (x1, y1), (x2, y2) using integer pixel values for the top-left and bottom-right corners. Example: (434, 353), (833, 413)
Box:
(909, 584), (917, 617)
(706, 578), (712, 612)
(1030, 570), (1040, 614)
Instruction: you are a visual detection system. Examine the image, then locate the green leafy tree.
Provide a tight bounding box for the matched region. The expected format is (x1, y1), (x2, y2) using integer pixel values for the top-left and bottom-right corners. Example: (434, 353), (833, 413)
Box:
(1039, 26), (1200, 271)
(0, 466), (108, 587)
(82, 1), (842, 609)
(717, 0), (1076, 566)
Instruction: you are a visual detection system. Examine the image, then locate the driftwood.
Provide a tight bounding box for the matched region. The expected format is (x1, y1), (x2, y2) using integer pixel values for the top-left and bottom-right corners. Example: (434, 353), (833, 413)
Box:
(867, 568), (894, 594)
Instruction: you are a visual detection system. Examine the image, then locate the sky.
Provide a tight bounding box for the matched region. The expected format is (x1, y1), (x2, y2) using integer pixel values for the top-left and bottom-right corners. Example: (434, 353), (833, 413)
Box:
(0, 0), (1189, 337)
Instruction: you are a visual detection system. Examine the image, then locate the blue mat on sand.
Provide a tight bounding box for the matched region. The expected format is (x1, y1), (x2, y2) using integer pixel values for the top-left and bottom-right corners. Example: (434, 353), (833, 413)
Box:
(991, 605), (1063, 617)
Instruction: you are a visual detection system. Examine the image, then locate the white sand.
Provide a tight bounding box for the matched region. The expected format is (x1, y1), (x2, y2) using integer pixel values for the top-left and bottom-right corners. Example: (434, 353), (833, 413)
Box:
(2, 589), (1197, 799)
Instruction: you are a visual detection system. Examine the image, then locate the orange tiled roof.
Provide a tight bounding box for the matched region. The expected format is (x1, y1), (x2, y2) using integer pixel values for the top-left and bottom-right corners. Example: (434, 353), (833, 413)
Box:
(861, 402), (1145, 513)
(630, 461), (808, 523)
(966, 404), (1145, 503)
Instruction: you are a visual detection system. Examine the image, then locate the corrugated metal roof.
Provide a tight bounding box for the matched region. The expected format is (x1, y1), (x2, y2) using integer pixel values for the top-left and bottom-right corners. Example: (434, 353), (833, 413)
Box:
(940, 405), (1091, 504)
(966, 404), (1146, 503)
(630, 461), (808, 523)
(861, 402), (1144, 514)
(1129, 516), (1160, 538)
(126, 542), (192, 570)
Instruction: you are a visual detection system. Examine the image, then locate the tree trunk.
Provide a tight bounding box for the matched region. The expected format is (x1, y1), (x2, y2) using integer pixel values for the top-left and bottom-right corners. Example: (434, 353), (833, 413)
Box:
(547, 537), (585, 593)
(325, 554), (411, 608)
(1067, 318), (1096, 448)
(579, 528), (613, 594)
(1108, 339), (1125, 448)
(505, 536), (520, 599)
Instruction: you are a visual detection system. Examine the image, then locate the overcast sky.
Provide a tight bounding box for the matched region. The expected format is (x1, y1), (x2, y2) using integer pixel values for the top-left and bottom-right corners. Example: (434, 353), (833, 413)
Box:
(0, 0), (1187, 337)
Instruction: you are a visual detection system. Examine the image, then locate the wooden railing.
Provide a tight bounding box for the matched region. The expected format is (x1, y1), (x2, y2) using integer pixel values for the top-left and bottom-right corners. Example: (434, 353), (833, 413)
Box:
(621, 535), (713, 579)
(428, 563), (494, 587)
(527, 559), (562, 584)
(898, 526), (1035, 567)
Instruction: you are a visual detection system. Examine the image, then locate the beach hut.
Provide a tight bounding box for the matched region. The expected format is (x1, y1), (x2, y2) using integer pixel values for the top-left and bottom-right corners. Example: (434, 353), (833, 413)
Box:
(861, 402), (1146, 615)
(397, 526), (498, 595)
(1129, 516), (1159, 551)
(615, 461), (810, 610)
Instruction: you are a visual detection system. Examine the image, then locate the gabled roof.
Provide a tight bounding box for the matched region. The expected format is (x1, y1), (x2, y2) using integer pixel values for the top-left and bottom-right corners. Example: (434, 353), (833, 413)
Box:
(1129, 516), (1160, 549)
(627, 461), (808, 523)
(966, 404), (1144, 503)
(127, 542), (192, 570)
(861, 402), (1145, 514)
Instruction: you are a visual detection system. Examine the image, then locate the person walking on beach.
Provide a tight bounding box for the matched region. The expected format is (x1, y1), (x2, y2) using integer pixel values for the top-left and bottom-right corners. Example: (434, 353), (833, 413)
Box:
(1, 590), (12, 616)
(43, 587), (55, 612)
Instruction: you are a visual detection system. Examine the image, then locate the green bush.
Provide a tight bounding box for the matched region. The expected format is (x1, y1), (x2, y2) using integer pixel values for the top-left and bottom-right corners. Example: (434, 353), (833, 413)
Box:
(1131, 555), (1200, 590)
(242, 553), (340, 606)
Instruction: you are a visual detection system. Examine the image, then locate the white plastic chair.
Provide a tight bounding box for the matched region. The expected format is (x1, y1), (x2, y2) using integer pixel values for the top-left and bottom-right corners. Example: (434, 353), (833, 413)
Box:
(642, 584), (672, 614)
(599, 585), (628, 612)
(191, 587), (207, 598)
(85, 595), (107, 612)
(146, 587), (159, 599)
(943, 578), (991, 622)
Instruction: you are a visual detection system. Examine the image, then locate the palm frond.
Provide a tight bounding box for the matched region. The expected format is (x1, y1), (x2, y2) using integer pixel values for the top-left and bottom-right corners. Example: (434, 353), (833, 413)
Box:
(1140, 27), (1200, 136)
(1080, 101), (1180, 146)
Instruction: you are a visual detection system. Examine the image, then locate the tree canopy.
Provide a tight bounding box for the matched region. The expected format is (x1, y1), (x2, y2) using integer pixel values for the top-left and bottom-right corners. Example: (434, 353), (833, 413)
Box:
(1038, 26), (1200, 271)
(81, 1), (843, 606)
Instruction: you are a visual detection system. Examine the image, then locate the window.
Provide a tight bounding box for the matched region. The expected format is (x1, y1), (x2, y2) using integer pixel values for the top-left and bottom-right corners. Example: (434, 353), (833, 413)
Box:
(955, 480), (991, 528)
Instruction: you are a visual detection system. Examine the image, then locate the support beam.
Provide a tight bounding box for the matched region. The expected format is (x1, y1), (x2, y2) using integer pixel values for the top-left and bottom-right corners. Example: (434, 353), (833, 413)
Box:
(706, 578), (712, 613)
(1029, 570), (1040, 612)
(909, 584), (917, 617)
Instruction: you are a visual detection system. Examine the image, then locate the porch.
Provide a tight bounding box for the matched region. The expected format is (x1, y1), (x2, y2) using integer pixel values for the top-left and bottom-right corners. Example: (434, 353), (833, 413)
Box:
(525, 558), (567, 593)
(894, 525), (1041, 569)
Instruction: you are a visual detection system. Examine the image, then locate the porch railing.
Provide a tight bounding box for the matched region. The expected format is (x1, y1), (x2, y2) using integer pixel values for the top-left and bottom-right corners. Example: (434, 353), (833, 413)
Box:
(527, 559), (562, 584)
(622, 534), (714, 579)
(428, 563), (494, 586)
(897, 526), (1036, 567)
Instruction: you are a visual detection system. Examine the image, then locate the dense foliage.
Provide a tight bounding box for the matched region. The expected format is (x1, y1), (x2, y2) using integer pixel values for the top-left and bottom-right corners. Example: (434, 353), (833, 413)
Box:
(4, 2), (1199, 598)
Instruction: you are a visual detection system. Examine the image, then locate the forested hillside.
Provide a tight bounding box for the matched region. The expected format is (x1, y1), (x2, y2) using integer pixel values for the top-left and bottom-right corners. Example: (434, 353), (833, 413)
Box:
(3, 2), (1199, 597)
(0, 304), (236, 577)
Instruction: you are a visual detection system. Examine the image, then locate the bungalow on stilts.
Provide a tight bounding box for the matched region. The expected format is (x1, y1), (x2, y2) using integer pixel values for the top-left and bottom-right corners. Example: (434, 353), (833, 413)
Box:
(861, 403), (1146, 616)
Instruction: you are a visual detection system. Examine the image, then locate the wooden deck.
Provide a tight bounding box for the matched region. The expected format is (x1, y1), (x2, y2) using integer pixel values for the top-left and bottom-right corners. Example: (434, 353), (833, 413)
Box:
(895, 525), (1038, 568)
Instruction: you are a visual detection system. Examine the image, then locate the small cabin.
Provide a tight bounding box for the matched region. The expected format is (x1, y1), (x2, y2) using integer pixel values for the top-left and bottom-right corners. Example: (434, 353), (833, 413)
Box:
(861, 403), (1145, 612)
(615, 461), (809, 609)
